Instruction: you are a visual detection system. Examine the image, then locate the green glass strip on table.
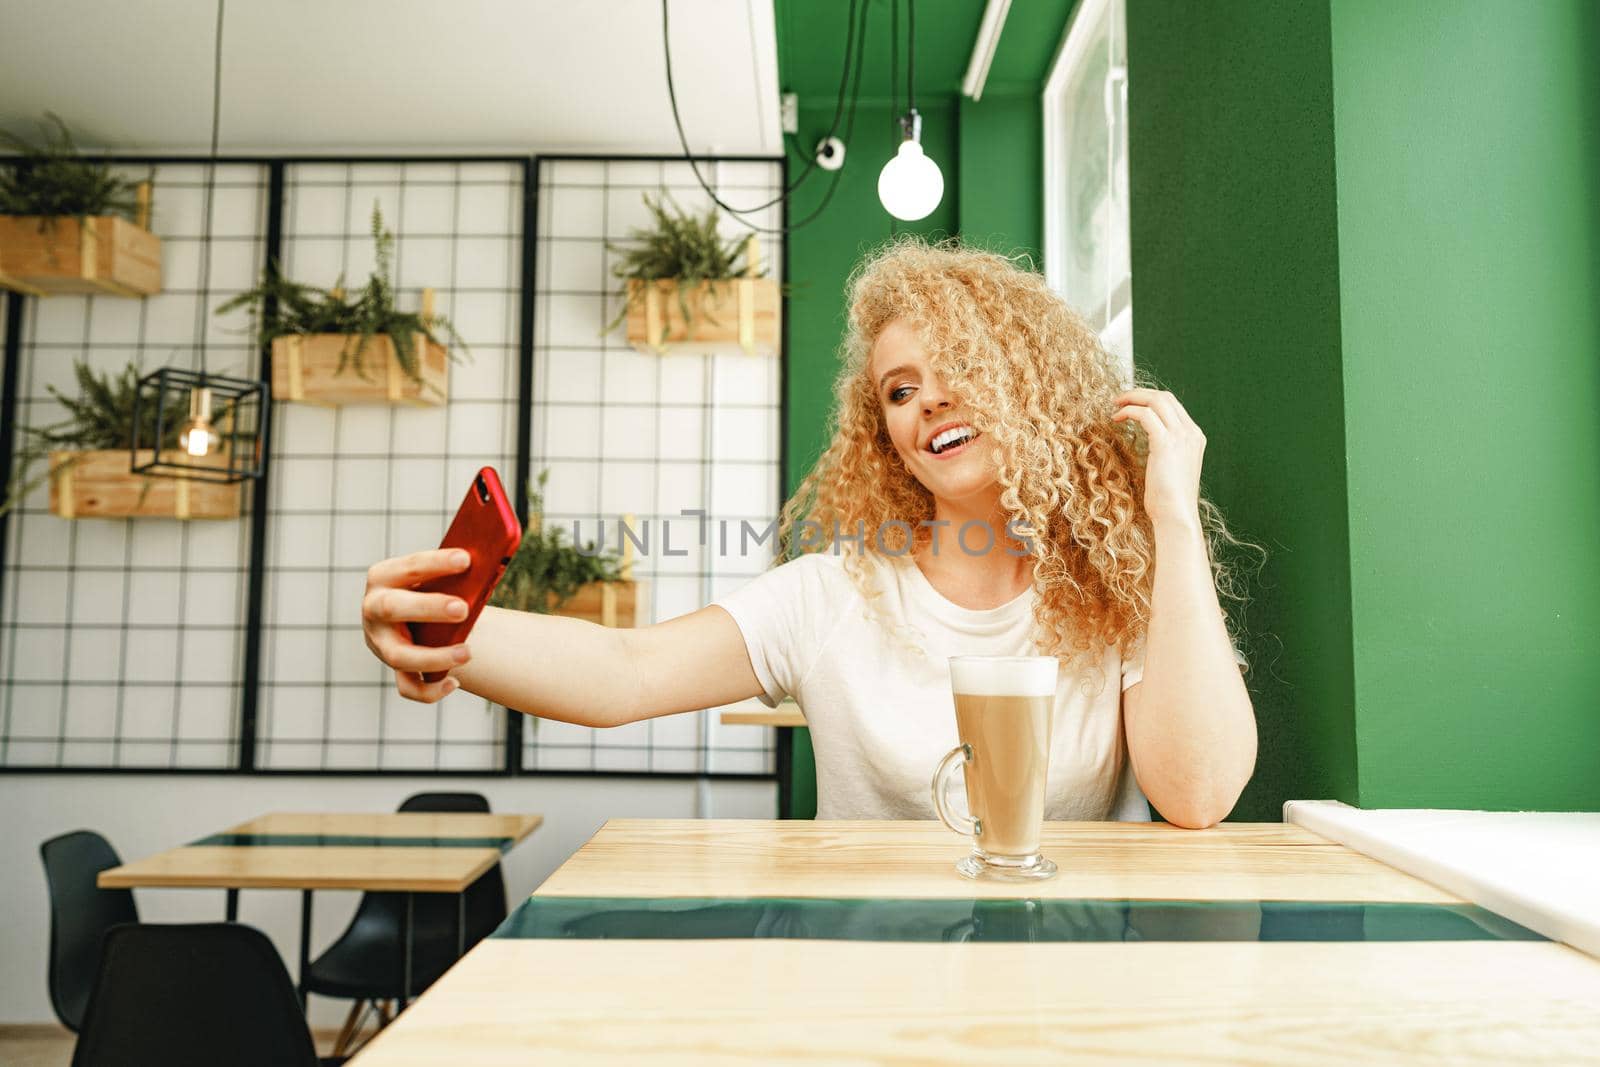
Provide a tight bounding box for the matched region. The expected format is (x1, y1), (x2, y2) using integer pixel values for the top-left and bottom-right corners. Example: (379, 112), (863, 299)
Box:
(190, 833), (514, 851)
(492, 896), (1544, 944)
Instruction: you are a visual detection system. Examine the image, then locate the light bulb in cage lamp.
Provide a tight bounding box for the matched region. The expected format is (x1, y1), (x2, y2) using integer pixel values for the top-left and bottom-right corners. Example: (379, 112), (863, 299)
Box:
(179, 386), (221, 458)
(878, 110), (943, 222)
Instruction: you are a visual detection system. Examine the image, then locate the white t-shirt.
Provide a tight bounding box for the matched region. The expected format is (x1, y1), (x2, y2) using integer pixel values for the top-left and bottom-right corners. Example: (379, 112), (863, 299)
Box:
(713, 549), (1154, 822)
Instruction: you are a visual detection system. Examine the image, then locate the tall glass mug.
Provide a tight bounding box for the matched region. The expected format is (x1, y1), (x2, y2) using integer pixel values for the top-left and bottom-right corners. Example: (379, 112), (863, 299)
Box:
(931, 655), (1059, 881)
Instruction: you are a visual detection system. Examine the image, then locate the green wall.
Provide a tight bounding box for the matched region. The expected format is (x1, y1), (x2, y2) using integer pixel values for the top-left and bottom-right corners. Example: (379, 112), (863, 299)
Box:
(775, 0), (1600, 819)
(958, 91), (1044, 270)
(1128, 0), (1600, 814)
(1329, 0), (1600, 808)
(1125, 1), (1360, 818)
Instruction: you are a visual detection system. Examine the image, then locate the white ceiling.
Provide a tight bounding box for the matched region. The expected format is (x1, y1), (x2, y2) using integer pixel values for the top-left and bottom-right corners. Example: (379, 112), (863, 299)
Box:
(0, 0), (783, 156)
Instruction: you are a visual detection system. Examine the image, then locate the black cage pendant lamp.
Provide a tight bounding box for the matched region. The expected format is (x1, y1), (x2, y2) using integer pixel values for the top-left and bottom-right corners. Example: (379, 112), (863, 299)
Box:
(131, 0), (264, 484)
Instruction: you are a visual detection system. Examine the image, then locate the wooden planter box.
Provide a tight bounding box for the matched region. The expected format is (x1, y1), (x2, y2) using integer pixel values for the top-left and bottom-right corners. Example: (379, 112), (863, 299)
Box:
(505, 515), (646, 626)
(546, 579), (649, 628)
(0, 184), (161, 297)
(270, 289), (450, 406)
(626, 278), (780, 357)
(272, 332), (449, 406)
(48, 450), (241, 520)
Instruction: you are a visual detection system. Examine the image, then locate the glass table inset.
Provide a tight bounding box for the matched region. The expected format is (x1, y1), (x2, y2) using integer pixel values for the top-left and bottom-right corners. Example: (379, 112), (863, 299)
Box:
(494, 895), (1543, 944)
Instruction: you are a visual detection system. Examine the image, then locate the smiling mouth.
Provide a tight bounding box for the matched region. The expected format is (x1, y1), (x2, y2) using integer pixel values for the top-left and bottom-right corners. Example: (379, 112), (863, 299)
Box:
(926, 425), (979, 456)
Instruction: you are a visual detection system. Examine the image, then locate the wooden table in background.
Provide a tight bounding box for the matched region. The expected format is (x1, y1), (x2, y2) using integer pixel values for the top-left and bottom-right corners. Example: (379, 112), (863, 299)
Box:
(100, 811), (542, 1007)
(719, 704), (806, 729)
(350, 819), (1600, 1064)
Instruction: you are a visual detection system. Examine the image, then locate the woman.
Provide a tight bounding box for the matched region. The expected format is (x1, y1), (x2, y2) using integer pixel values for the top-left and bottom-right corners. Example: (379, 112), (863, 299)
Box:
(361, 237), (1258, 828)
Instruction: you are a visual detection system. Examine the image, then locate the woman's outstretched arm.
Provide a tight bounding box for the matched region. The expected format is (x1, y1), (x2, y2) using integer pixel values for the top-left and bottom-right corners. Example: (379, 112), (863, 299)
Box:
(454, 604), (766, 726)
(362, 548), (765, 728)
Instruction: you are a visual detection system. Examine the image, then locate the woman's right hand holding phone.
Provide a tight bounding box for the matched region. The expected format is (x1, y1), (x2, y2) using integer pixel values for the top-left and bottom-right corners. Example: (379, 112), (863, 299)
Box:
(362, 548), (475, 703)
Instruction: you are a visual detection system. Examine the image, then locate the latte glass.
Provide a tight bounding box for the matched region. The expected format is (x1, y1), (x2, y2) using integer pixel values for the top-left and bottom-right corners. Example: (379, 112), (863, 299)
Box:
(931, 655), (1058, 881)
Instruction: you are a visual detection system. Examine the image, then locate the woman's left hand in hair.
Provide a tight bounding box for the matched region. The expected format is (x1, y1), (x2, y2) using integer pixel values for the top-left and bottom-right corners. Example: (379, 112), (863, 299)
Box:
(1111, 388), (1205, 531)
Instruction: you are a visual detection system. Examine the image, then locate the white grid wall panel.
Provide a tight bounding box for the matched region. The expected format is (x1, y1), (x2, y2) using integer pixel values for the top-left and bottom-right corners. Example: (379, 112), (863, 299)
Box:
(256, 161), (521, 771)
(524, 158), (783, 776)
(0, 163), (266, 768)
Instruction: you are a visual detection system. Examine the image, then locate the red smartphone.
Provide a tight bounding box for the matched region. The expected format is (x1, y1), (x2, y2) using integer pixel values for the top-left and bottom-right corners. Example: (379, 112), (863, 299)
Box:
(408, 466), (522, 683)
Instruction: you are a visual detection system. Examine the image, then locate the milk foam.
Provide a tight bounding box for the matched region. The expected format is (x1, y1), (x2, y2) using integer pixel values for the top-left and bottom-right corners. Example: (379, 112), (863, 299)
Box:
(948, 656), (1058, 697)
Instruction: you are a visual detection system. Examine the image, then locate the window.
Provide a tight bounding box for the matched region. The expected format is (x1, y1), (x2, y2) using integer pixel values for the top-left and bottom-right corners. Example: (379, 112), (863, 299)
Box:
(1044, 0), (1131, 376)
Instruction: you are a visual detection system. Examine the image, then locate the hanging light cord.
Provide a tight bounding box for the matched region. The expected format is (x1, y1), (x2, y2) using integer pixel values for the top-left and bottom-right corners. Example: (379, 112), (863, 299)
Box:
(191, 0), (225, 382)
(907, 0), (916, 112)
(661, 0), (867, 235)
(888, 0), (900, 237)
(686, 0), (858, 211)
(891, 0), (899, 130)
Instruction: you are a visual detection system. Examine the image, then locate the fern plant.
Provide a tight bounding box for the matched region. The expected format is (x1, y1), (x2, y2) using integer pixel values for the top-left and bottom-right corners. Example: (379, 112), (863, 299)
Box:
(0, 359), (239, 517)
(490, 469), (627, 615)
(0, 112), (151, 223)
(216, 203), (468, 395)
(604, 192), (761, 344)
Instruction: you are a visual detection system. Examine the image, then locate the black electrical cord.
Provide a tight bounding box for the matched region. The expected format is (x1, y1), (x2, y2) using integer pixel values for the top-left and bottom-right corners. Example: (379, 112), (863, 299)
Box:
(907, 0), (916, 112)
(891, 0), (899, 135)
(191, 0), (226, 382)
(716, 0), (860, 210)
(661, 0), (867, 234)
(889, 0), (900, 237)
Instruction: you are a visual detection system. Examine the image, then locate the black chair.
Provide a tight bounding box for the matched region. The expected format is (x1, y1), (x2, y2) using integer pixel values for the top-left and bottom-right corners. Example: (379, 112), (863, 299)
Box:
(303, 792), (509, 1052)
(70, 922), (326, 1067)
(39, 830), (139, 1033)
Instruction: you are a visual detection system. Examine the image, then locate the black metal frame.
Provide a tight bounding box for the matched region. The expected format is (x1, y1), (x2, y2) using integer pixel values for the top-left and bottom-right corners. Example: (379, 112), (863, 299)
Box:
(0, 292), (24, 629)
(0, 152), (791, 793)
(130, 365), (267, 482)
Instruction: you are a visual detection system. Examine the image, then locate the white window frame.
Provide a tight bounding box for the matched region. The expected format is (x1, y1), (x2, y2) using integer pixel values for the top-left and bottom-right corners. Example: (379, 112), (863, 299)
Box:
(1043, 0), (1132, 378)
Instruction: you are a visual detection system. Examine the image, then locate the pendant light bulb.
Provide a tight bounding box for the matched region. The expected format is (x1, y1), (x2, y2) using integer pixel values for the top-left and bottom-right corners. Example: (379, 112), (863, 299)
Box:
(179, 386), (220, 458)
(878, 110), (944, 221)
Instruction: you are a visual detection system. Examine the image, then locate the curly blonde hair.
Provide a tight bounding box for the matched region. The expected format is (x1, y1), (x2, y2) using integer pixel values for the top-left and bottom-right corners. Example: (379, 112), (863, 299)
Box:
(777, 235), (1259, 680)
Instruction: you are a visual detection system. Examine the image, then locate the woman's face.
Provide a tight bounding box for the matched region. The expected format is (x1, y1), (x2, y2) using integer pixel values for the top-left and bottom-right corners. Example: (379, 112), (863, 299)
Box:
(869, 318), (998, 504)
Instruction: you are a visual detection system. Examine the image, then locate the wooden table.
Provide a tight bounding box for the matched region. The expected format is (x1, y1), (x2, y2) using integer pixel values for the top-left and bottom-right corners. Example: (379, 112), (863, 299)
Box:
(719, 703), (806, 729)
(100, 811), (542, 1008)
(349, 819), (1600, 1064)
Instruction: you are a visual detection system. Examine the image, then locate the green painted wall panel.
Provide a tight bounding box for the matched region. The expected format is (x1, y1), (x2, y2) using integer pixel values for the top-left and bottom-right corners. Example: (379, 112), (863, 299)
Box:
(1125, 0), (1360, 817)
(776, 0), (1600, 819)
(788, 727), (818, 819)
(958, 93), (1044, 270)
(1330, 0), (1600, 809)
(988, 0), (1079, 86)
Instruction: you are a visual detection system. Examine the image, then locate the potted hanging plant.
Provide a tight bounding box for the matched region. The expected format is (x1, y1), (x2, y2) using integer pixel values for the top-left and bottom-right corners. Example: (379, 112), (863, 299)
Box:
(606, 192), (780, 357)
(217, 203), (466, 406)
(489, 470), (647, 628)
(0, 113), (161, 298)
(1, 359), (241, 521)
